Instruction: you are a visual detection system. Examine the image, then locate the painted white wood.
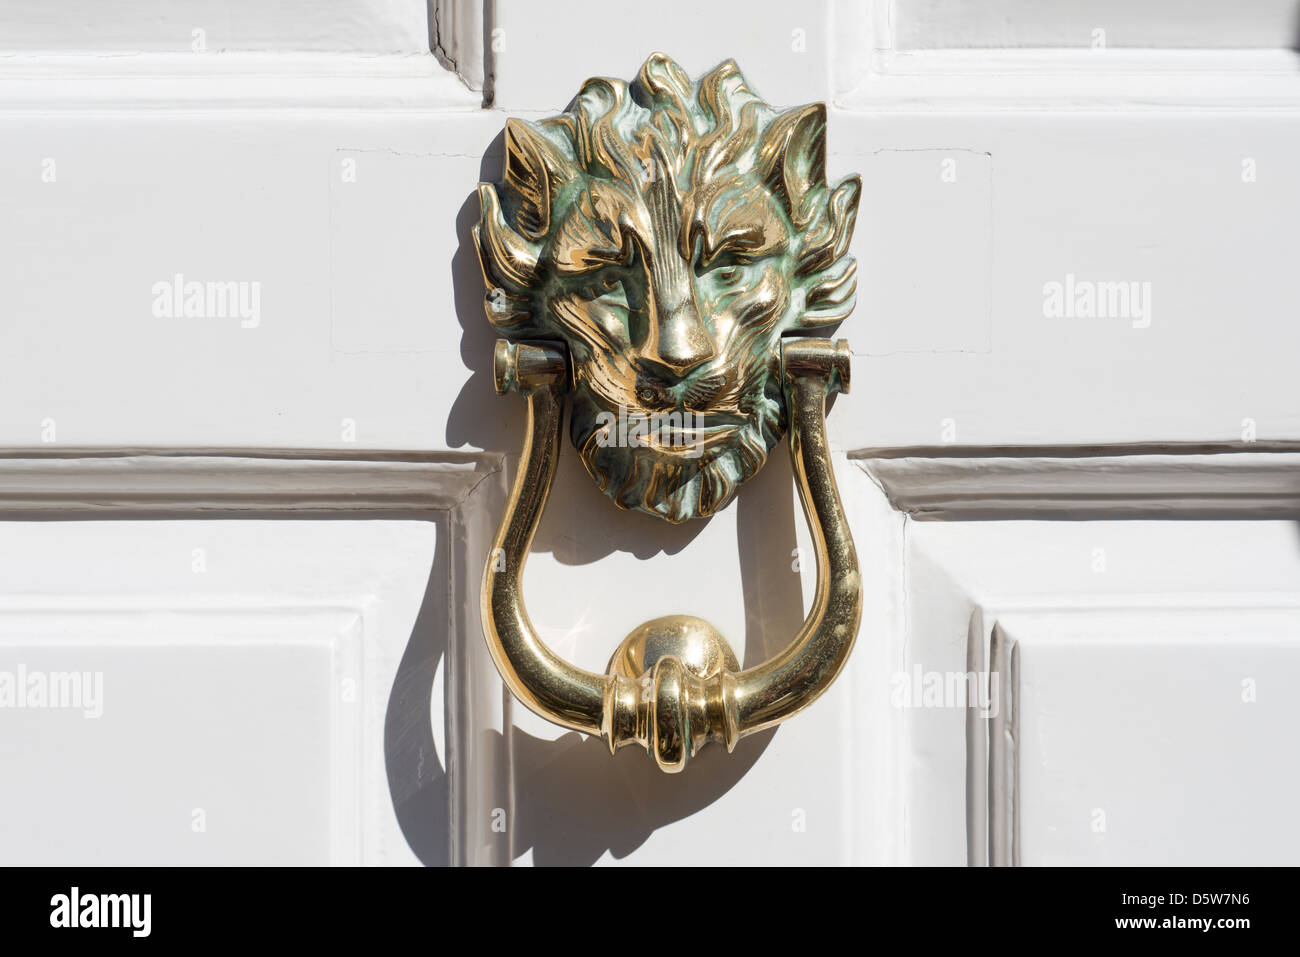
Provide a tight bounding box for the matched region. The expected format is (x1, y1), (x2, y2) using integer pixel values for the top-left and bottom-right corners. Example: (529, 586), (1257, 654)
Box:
(490, 0), (837, 113)
(988, 605), (1300, 866)
(890, 516), (1300, 865)
(0, 451), (499, 513)
(0, 520), (437, 865)
(431, 0), (489, 97)
(0, 0), (430, 54)
(0, 113), (496, 449)
(837, 49), (1300, 110)
(838, 0), (1300, 106)
(825, 4), (1300, 448)
(892, 0), (1300, 51)
(831, 109), (1300, 448)
(0, 53), (479, 111)
(862, 449), (1300, 519)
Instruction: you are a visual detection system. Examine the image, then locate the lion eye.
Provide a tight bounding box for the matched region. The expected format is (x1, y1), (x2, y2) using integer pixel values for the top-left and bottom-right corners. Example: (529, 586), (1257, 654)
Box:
(581, 274), (622, 301)
(635, 380), (675, 409)
(714, 265), (741, 284)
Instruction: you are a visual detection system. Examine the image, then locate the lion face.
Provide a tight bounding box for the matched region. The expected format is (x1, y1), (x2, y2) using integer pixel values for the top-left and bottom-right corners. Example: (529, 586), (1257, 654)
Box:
(475, 53), (861, 523)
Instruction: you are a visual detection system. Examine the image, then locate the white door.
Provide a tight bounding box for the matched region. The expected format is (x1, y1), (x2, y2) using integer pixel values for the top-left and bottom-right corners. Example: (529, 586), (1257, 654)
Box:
(1, 0), (1297, 867)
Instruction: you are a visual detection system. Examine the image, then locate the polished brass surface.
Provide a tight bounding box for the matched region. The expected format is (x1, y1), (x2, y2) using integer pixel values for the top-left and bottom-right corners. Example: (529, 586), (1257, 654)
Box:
(483, 336), (861, 772)
(608, 615), (740, 682)
(477, 55), (863, 772)
(475, 52), (861, 523)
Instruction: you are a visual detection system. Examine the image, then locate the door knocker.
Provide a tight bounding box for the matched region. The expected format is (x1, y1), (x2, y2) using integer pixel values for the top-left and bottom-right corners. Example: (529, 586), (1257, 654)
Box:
(474, 54), (863, 772)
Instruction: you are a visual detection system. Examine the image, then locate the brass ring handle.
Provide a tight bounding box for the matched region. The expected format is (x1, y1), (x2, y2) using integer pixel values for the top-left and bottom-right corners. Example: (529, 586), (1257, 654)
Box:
(481, 337), (862, 772)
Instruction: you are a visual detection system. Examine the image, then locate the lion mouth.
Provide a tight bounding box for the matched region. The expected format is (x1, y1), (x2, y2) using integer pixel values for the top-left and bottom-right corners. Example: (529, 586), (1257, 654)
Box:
(638, 424), (738, 455)
(575, 393), (781, 522)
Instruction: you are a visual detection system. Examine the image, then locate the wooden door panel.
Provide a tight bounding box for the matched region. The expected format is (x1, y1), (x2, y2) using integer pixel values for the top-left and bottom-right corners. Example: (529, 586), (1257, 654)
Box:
(865, 459), (1300, 865)
(0, 519), (436, 865)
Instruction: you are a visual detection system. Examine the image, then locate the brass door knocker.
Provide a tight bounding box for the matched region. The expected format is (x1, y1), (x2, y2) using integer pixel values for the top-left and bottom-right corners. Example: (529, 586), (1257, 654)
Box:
(475, 54), (863, 772)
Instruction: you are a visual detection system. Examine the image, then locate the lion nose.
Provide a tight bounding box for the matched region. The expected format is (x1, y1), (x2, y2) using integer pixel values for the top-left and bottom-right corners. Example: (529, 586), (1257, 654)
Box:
(647, 296), (715, 376)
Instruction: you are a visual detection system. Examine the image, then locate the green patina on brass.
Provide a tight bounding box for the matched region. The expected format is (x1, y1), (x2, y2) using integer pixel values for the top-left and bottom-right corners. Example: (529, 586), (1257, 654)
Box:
(474, 53), (861, 523)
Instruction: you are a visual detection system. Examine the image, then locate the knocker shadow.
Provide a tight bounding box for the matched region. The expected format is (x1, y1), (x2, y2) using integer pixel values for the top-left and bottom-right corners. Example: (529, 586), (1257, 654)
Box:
(487, 724), (777, 867)
(446, 154), (526, 462)
(385, 512), (454, 867)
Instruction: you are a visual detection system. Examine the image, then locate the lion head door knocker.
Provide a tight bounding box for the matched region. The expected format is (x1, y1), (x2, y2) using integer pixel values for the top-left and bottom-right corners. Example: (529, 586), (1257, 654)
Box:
(475, 54), (862, 772)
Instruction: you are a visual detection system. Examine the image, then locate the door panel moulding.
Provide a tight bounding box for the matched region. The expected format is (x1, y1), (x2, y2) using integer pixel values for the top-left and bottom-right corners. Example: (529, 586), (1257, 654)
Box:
(854, 444), (1300, 521)
(0, 448), (510, 867)
(0, 449), (502, 516)
(830, 2), (1300, 111)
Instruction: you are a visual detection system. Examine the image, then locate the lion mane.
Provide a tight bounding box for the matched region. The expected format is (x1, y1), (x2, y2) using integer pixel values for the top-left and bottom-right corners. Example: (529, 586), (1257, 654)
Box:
(475, 52), (860, 523)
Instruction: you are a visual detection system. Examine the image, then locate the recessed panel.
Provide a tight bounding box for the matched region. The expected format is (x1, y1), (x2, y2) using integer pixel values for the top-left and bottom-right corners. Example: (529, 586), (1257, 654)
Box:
(998, 608), (1300, 866)
(0, 611), (355, 865)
